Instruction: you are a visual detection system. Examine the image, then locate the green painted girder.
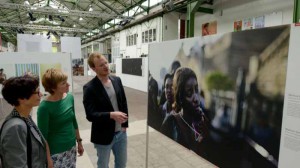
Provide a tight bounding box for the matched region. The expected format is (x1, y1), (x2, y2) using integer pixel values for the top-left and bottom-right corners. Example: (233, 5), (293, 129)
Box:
(198, 7), (213, 14)
(294, 0), (300, 23)
(122, 0), (147, 13)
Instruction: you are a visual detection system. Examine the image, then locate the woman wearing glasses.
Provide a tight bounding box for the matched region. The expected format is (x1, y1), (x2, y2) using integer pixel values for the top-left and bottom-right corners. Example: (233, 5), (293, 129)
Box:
(0, 76), (51, 167)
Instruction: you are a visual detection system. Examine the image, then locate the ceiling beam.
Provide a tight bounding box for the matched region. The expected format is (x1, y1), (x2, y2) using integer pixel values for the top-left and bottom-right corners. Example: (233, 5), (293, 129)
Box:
(0, 22), (90, 32)
(0, 2), (116, 18)
(97, 0), (121, 15)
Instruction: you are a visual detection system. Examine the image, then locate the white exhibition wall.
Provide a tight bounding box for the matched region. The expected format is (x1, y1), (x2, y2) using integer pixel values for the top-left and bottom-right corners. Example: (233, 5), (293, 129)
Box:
(118, 17), (162, 58)
(108, 0), (294, 60)
(61, 37), (82, 59)
(278, 25), (300, 168)
(162, 12), (183, 41)
(0, 52), (73, 95)
(115, 57), (148, 92)
(194, 0), (293, 37)
(17, 34), (52, 52)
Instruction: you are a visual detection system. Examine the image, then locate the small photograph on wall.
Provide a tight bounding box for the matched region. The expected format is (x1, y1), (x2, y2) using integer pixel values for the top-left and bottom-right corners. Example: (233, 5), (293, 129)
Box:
(149, 25), (290, 168)
(0, 64), (15, 94)
(0, 64), (15, 83)
(202, 21), (217, 36)
(15, 64), (39, 77)
(255, 16), (265, 29)
(72, 58), (84, 76)
(234, 20), (242, 32)
(243, 18), (253, 30)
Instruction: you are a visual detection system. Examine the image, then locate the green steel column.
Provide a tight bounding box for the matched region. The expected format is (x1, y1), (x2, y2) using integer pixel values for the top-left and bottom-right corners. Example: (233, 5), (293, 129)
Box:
(186, 2), (196, 38)
(187, 1), (205, 38)
(294, 0), (300, 23)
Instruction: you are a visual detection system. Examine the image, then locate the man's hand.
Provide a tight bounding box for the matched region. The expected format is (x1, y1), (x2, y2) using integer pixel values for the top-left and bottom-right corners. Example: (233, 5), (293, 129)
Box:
(110, 111), (128, 124)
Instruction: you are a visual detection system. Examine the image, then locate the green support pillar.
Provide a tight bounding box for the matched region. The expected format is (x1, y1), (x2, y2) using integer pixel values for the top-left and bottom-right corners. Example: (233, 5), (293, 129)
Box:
(187, 2), (200, 38)
(186, 3), (195, 37)
(294, 0), (300, 23)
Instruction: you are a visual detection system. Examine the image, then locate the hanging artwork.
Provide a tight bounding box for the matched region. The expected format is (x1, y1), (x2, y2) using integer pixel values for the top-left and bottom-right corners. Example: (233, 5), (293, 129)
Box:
(234, 20), (242, 32)
(202, 21), (217, 36)
(148, 25), (291, 168)
(243, 18), (253, 30)
(255, 16), (265, 28)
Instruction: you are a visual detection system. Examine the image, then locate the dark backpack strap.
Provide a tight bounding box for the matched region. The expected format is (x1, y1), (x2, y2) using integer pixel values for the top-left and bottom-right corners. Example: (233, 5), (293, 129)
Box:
(0, 120), (10, 168)
(26, 123), (32, 168)
(0, 117), (32, 168)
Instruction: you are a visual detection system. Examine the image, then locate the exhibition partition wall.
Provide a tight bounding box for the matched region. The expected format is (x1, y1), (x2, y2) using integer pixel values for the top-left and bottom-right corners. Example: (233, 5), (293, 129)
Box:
(0, 52), (73, 96)
(17, 34), (52, 52)
(148, 24), (294, 168)
(278, 25), (300, 168)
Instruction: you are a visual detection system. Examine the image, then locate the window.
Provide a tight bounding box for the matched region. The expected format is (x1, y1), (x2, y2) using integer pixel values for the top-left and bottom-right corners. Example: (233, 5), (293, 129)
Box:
(134, 34), (137, 45)
(145, 30), (148, 43)
(153, 29), (156, 41)
(149, 29), (152, 42)
(142, 28), (156, 43)
(126, 33), (138, 46)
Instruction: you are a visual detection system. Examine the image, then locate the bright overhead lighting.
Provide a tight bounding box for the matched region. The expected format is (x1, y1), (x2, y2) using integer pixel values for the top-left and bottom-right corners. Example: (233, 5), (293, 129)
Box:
(89, 5), (93, 12)
(79, 17), (83, 21)
(24, 0), (30, 6)
(73, 24), (76, 27)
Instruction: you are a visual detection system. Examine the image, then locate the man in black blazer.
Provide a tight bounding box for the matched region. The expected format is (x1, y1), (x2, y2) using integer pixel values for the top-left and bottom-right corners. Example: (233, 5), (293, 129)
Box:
(83, 52), (128, 168)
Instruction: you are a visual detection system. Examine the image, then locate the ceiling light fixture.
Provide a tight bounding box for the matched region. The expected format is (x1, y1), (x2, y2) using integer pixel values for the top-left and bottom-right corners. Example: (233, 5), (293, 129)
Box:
(24, 0), (30, 6)
(79, 17), (83, 21)
(57, 15), (65, 22)
(28, 12), (36, 21)
(89, 5), (93, 12)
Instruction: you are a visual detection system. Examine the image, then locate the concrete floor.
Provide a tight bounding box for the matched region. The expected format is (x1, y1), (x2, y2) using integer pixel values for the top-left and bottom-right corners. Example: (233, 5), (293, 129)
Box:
(0, 76), (217, 168)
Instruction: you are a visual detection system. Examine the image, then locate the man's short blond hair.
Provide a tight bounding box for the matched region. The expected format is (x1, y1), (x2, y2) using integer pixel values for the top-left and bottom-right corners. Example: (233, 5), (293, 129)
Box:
(88, 52), (105, 68)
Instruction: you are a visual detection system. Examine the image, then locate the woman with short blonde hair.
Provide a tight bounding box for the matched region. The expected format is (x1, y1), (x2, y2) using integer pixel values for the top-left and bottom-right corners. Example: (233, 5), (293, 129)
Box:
(37, 68), (84, 168)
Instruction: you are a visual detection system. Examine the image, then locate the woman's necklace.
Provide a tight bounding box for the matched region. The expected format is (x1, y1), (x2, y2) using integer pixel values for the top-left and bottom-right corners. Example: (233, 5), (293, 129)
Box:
(179, 114), (203, 142)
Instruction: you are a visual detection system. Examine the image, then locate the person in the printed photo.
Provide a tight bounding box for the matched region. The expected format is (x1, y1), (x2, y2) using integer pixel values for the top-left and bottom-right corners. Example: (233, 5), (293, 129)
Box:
(0, 76), (51, 168)
(161, 67), (209, 156)
(159, 60), (181, 107)
(159, 73), (177, 139)
(0, 68), (7, 85)
(37, 68), (84, 168)
(160, 73), (175, 123)
(202, 23), (210, 36)
(148, 71), (161, 130)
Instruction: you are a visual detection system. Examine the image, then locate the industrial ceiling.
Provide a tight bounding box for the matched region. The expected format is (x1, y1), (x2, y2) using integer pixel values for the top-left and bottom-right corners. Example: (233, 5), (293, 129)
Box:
(0, 0), (149, 45)
(0, 0), (223, 45)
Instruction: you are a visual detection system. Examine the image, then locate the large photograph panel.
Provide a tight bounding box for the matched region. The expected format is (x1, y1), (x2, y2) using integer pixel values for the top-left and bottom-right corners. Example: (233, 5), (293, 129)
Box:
(148, 25), (290, 168)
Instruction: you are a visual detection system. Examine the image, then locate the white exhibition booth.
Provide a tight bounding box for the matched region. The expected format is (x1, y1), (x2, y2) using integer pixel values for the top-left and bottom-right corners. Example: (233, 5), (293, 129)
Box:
(0, 52), (73, 95)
